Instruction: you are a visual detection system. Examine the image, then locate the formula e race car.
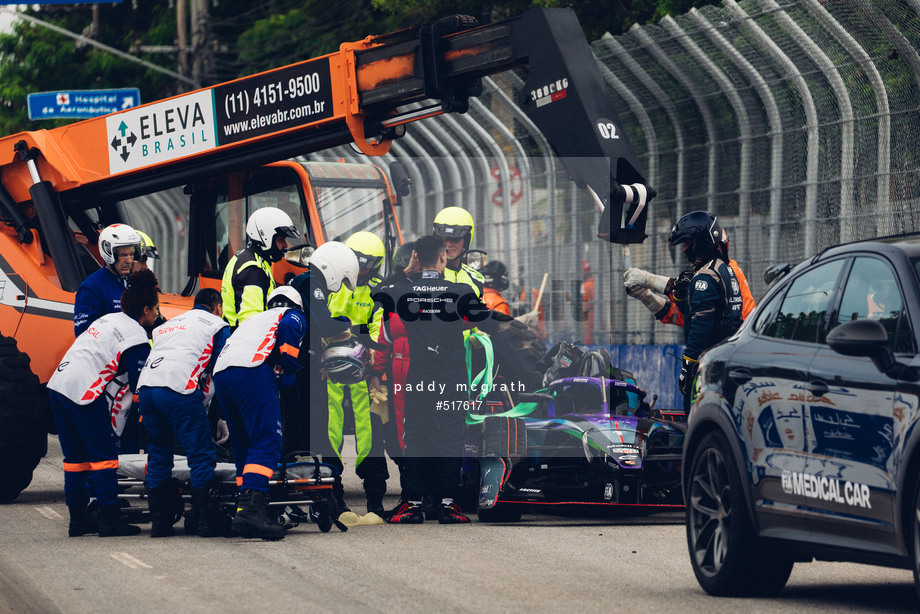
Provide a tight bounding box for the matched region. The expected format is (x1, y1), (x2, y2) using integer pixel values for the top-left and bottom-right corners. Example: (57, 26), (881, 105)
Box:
(464, 343), (686, 522)
(116, 452), (347, 534)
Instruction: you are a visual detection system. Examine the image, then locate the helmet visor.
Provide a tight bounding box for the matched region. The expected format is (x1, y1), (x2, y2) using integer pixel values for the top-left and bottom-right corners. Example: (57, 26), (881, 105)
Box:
(433, 223), (471, 240)
(275, 224), (301, 240)
(354, 251), (383, 271)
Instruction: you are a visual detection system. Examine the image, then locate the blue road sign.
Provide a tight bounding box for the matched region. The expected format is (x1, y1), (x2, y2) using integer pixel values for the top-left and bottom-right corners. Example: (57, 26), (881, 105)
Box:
(27, 89), (140, 120)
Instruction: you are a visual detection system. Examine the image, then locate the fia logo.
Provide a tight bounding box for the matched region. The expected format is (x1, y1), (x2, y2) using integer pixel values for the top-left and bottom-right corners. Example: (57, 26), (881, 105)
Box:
(781, 470), (793, 494)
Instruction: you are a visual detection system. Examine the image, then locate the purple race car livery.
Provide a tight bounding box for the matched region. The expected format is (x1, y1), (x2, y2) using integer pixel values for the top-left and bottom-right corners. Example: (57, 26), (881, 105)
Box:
(468, 370), (686, 522)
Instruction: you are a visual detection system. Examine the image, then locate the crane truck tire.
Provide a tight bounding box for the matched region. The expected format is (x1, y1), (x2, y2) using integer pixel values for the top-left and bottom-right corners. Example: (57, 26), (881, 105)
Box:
(0, 334), (50, 503)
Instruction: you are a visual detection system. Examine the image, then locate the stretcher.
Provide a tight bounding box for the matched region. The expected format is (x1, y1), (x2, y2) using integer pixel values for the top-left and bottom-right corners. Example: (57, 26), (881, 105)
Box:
(116, 452), (346, 533)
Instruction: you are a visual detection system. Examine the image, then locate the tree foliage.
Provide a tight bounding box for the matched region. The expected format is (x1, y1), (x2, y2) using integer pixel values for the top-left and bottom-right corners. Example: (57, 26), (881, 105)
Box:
(0, 3), (177, 134)
(370, 0), (720, 40)
(234, 0), (402, 76)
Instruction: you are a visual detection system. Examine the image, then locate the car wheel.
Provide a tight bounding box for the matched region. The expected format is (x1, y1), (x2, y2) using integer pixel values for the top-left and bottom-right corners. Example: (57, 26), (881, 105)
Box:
(0, 335), (49, 503)
(685, 430), (793, 596)
(912, 472), (920, 601)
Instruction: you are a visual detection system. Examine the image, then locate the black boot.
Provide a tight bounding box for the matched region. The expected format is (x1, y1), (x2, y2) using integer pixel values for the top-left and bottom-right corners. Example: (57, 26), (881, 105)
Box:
(147, 480), (181, 538)
(183, 504), (199, 536)
(365, 494), (385, 517)
(332, 477), (350, 515)
(231, 490), (285, 541)
(98, 504), (141, 537)
(67, 502), (97, 537)
(193, 479), (229, 538)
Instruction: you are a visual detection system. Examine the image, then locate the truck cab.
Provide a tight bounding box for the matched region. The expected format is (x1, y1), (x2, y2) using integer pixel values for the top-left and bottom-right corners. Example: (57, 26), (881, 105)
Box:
(0, 158), (405, 503)
(184, 159), (405, 293)
(0, 7), (652, 504)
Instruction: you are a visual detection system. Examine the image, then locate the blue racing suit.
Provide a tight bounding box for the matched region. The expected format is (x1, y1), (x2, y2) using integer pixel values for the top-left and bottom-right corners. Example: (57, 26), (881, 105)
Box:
(74, 266), (148, 454)
(683, 257), (744, 361)
(73, 266), (128, 337)
(213, 307), (306, 492)
(138, 305), (231, 491)
(49, 316), (149, 508)
(677, 256), (744, 406)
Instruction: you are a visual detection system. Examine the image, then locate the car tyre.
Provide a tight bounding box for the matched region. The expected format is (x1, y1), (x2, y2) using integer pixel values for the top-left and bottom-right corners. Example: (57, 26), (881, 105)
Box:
(911, 471), (920, 602)
(0, 335), (49, 503)
(685, 430), (793, 596)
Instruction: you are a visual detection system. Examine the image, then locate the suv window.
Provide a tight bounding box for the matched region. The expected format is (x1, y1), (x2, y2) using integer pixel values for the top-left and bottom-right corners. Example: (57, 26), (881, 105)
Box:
(834, 256), (914, 353)
(762, 259), (844, 343)
(752, 288), (781, 336)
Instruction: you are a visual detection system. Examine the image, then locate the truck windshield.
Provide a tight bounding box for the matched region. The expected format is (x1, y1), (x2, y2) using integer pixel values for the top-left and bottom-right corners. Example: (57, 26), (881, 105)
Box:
(312, 184), (388, 242)
(215, 167), (308, 257)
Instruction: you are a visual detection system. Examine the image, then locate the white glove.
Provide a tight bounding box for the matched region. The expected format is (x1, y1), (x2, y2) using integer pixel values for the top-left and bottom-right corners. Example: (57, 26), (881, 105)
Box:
(625, 285), (667, 314)
(514, 310), (540, 328)
(623, 268), (671, 294)
(213, 419), (230, 445)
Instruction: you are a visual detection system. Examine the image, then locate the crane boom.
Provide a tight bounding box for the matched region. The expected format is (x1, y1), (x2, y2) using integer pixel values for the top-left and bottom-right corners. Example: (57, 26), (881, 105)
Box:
(0, 8), (653, 291)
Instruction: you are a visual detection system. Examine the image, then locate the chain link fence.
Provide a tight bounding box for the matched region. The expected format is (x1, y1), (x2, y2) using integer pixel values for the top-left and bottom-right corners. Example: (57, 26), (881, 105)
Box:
(327, 0), (920, 353)
(138, 0), (920, 404)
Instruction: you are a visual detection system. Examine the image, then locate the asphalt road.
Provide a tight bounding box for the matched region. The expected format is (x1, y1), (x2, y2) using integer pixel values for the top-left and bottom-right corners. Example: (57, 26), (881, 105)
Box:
(0, 436), (917, 614)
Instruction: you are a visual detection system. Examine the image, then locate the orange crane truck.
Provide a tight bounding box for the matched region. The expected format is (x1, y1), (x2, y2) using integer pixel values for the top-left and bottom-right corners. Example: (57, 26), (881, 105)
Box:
(0, 8), (654, 502)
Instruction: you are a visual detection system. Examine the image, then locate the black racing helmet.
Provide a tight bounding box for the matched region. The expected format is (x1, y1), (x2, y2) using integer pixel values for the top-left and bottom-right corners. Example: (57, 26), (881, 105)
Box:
(667, 210), (723, 265)
(481, 260), (509, 291)
(392, 241), (416, 270)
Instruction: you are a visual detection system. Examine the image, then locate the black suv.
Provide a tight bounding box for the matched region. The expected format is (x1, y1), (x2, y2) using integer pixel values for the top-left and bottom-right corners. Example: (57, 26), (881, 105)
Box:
(683, 235), (920, 598)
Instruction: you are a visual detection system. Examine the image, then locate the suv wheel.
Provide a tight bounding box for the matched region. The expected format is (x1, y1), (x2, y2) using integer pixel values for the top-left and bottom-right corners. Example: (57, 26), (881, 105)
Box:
(686, 430), (793, 596)
(911, 472), (920, 601)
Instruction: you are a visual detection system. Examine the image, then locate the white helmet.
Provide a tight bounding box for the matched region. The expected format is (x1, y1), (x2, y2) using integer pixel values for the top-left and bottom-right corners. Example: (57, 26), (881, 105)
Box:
(98, 223), (142, 265)
(322, 337), (370, 385)
(266, 285), (304, 310)
(246, 208), (300, 261)
(310, 241), (358, 293)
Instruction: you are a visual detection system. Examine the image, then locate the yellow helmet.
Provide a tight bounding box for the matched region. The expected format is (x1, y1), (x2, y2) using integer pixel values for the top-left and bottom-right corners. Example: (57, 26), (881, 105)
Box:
(136, 230), (160, 260)
(432, 206), (475, 251)
(345, 231), (384, 271)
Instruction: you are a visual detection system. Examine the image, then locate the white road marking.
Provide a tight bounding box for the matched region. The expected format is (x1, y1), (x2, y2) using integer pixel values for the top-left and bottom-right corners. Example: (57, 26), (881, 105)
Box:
(34, 506), (63, 520)
(110, 552), (153, 570)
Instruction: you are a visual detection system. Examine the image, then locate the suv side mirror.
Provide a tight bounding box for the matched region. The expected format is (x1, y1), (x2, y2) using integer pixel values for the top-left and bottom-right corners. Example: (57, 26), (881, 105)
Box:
(827, 319), (895, 373)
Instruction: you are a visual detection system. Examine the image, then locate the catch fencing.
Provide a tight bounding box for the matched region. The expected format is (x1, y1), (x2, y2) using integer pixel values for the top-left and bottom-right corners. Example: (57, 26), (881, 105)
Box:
(333, 0), (920, 351)
(139, 0), (920, 405)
